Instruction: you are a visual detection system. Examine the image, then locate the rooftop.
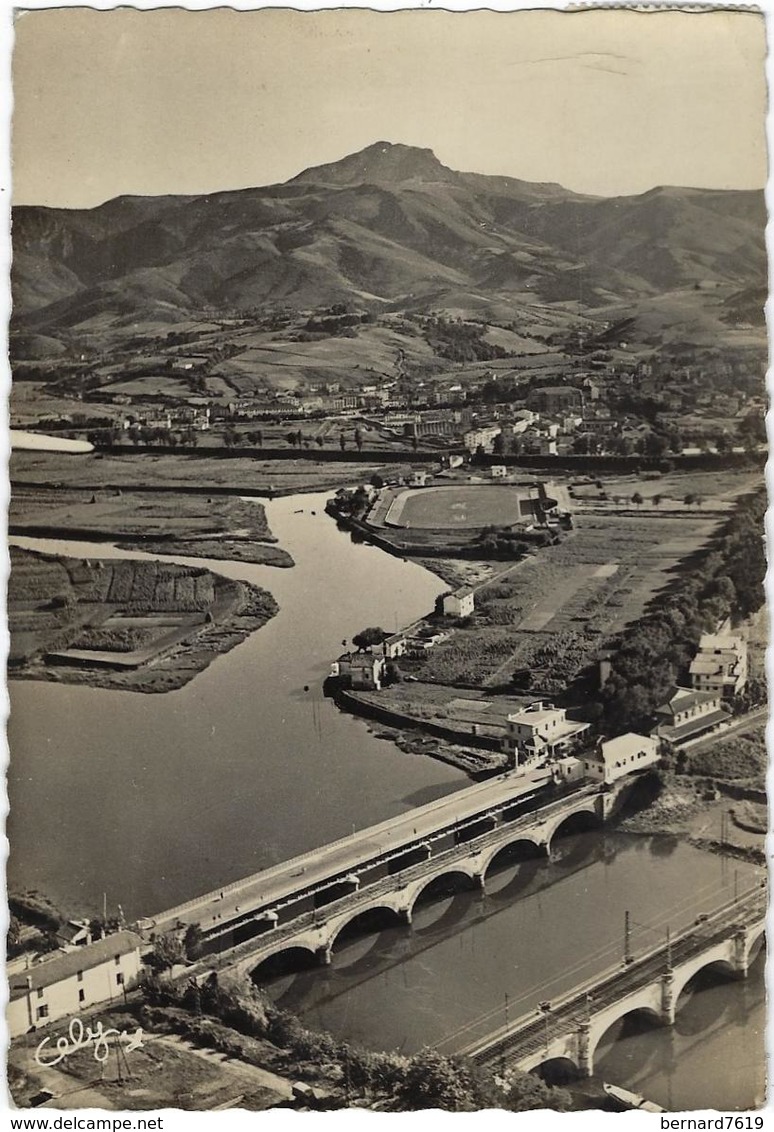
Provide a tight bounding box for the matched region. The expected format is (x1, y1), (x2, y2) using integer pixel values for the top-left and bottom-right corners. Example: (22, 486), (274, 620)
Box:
(599, 733), (656, 761)
(698, 633), (746, 653)
(9, 931), (143, 1000)
(656, 686), (720, 718)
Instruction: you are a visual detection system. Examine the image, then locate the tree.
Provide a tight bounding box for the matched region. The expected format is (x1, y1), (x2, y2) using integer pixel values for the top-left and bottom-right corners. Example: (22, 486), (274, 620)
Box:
(631, 491), (644, 507)
(316, 435), (324, 448)
(370, 473), (385, 489)
(354, 427), (364, 452)
(652, 494), (663, 507)
(286, 431), (298, 448)
(340, 433), (346, 451)
(492, 432), (505, 456)
(352, 626), (388, 651)
(147, 931), (186, 971)
(396, 1049), (477, 1111)
(183, 923), (204, 961)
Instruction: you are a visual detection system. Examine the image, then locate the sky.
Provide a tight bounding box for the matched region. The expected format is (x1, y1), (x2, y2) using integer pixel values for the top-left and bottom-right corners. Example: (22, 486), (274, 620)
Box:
(11, 6), (768, 209)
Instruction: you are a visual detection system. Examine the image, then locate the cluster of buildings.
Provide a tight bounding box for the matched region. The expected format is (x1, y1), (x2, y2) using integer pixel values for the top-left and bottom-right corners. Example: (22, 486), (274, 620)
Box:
(122, 405), (211, 432)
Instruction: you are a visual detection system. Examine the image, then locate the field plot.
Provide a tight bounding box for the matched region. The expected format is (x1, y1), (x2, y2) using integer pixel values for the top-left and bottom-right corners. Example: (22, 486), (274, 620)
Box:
(386, 485), (536, 529)
(8, 547), (278, 693)
(412, 512), (723, 691)
(9, 486), (293, 567)
(10, 450), (405, 497)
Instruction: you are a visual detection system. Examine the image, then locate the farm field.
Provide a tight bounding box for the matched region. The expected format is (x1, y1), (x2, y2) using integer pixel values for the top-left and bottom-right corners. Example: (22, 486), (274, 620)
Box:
(9, 487), (294, 567)
(8, 546), (278, 693)
(386, 484), (535, 529)
(10, 450), (409, 496)
(409, 511), (723, 691)
(571, 468), (762, 511)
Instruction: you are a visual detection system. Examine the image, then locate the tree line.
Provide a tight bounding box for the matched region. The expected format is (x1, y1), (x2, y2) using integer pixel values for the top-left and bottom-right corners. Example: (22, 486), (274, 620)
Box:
(600, 490), (766, 733)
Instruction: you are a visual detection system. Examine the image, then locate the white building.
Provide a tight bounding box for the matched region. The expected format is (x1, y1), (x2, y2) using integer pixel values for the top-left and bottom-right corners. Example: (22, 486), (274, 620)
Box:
(583, 734), (659, 785)
(490, 465), (508, 479)
(442, 587), (475, 618)
(689, 633), (748, 698)
(331, 653), (387, 691)
(503, 701), (590, 767)
(8, 931), (144, 1039)
(651, 687), (731, 749)
(463, 426), (501, 454)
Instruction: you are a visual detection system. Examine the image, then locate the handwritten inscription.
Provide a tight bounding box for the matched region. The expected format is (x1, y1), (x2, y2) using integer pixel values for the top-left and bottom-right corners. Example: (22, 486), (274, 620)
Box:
(35, 1018), (144, 1067)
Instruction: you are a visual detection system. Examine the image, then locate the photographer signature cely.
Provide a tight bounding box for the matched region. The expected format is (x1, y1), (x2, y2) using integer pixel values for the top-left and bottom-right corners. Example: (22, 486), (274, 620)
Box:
(34, 1018), (145, 1067)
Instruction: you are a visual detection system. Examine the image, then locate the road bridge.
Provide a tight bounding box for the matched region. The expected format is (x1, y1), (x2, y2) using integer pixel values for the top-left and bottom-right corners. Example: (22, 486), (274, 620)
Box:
(187, 778), (636, 983)
(459, 887), (765, 1079)
(141, 767), (622, 946)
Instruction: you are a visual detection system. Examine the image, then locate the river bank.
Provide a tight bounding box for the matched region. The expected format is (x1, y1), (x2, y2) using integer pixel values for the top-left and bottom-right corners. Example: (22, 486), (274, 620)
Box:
(10, 485), (295, 567)
(9, 545), (279, 694)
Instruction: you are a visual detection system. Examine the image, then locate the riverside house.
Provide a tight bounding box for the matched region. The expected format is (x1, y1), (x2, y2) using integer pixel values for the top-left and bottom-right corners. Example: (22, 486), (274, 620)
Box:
(650, 687), (731, 750)
(502, 701), (590, 768)
(689, 633), (748, 699)
(583, 733), (660, 786)
(8, 931), (144, 1038)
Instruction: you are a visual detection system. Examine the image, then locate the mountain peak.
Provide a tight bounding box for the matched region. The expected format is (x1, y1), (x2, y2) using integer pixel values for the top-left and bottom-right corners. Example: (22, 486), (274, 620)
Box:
(289, 141), (459, 188)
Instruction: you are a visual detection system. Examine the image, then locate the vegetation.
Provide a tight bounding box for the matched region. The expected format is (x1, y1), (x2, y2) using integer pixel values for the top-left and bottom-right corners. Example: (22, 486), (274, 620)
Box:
(601, 491), (766, 733)
(352, 626), (388, 650)
(141, 974), (570, 1112)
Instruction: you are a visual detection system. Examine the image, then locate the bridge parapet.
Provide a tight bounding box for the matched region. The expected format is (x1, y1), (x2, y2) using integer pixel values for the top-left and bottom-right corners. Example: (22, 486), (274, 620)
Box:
(190, 786), (622, 982)
(462, 891), (764, 1078)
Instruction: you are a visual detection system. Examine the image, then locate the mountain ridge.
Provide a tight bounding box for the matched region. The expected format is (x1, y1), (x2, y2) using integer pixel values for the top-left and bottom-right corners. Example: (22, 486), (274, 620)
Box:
(11, 141), (767, 341)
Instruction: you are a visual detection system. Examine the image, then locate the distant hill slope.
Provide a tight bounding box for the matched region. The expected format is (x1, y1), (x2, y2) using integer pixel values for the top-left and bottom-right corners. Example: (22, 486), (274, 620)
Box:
(11, 141), (767, 338)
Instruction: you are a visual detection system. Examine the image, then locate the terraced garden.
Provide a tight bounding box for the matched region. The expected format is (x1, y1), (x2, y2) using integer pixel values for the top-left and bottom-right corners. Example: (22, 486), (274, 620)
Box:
(8, 547), (278, 693)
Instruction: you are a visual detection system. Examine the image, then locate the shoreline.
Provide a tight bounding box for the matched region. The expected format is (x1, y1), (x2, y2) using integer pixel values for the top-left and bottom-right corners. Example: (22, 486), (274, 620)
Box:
(9, 548), (280, 694)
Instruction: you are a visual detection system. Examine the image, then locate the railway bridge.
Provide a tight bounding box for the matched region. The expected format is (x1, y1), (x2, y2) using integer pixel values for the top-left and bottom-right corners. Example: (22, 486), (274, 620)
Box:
(460, 887), (766, 1080)
(142, 770), (641, 981)
(208, 781), (631, 983)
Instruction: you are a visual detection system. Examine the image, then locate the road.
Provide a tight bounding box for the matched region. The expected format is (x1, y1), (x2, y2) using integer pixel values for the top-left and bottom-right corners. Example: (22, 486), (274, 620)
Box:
(145, 765), (562, 935)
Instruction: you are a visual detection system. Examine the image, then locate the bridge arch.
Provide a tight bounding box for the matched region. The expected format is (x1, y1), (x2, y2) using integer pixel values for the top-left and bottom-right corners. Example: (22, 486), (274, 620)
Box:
(672, 955), (737, 1007)
(588, 1004), (663, 1071)
(530, 1055), (581, 1084)
(408, 869), (478, 916)
(328, 904), (404, 952)
(545, 805), (600, 854)
(746, 926), (766, 966)
(481, 835), (545, 878)
(249, 944), (317, 985)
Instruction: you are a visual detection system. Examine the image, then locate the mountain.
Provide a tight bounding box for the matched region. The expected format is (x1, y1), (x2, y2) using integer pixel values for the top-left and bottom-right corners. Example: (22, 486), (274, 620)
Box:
(11, 141), (767, 344)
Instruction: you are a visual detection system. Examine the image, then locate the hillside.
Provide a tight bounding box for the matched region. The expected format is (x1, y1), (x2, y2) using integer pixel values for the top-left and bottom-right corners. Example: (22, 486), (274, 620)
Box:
(11, 141), (767, 362)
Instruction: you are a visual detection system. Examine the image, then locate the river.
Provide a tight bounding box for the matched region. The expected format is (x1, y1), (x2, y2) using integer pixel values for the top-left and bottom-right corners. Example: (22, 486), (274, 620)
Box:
(8, 492), (464, 920)
(266, 830), (765, 1109)
(7, 493), (766, 1109)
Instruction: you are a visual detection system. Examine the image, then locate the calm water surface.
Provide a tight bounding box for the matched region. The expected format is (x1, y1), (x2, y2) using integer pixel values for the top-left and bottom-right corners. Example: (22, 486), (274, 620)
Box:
(275, 833), (765, 1109)
(8, 493), (463, 919)
(8, 496), (765, 1109)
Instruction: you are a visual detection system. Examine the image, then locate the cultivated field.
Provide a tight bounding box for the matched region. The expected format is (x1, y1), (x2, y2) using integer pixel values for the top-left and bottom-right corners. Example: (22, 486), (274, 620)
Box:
(410, 511), (723, 691)
(9, 486), (294, 567)
(8, 547), (278, 693)
(386, 484), (535, 530)
(10, 450), (409, 497)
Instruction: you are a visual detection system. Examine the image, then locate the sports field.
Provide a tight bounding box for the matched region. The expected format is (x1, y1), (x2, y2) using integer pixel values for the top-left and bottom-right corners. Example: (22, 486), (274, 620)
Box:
(386, 485), (535, 529)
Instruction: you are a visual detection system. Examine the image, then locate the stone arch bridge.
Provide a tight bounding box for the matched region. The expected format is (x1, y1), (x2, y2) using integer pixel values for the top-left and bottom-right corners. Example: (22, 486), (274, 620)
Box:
(211, 782), (627, 984)
(462, 888), (765, 1079)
